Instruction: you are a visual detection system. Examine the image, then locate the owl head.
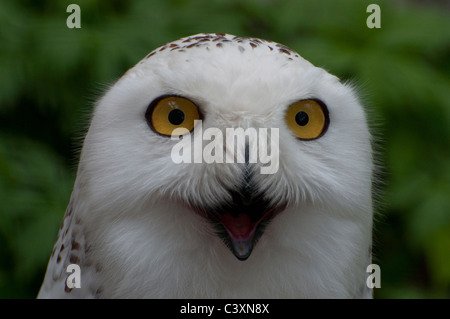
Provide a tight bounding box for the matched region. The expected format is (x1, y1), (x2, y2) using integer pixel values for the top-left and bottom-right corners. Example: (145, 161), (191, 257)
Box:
(79, 33), (373, 262)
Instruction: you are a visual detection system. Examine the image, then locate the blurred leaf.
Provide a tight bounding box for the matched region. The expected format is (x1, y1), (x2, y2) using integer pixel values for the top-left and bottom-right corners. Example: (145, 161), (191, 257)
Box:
(0, 135), (74, 296)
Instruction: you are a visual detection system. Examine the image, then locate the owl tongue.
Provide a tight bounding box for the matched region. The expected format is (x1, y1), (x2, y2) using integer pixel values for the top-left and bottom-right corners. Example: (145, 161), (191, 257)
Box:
(220, 213), (257, 260)
(221, 213), (256, 238)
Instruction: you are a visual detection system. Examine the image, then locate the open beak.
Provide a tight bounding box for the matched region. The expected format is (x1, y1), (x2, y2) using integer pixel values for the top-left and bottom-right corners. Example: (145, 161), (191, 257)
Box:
(219, 207), (279, 260)
(195, 188), (286, 261)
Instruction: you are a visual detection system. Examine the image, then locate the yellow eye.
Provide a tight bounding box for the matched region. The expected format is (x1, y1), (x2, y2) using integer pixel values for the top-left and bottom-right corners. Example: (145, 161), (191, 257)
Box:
(285, 99), (329, 140)
(147, 96), (201, 136)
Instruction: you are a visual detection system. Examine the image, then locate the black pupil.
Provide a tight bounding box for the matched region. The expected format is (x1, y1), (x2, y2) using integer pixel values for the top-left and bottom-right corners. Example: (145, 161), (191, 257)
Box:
(168, 109), (185, 125)
(295, 111), (309, 126)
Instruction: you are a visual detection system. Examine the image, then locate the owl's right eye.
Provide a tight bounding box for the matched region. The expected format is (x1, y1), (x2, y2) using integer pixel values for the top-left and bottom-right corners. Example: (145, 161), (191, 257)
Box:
(146, 96), (201, 136)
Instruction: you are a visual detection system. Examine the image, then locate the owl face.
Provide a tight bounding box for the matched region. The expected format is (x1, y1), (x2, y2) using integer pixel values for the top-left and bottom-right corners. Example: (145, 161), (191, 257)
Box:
(82, 34), (373, 261)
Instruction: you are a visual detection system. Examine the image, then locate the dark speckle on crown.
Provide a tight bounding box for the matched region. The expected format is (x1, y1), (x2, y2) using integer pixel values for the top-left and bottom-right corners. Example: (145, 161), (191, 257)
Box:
(143, 33), (299, 61)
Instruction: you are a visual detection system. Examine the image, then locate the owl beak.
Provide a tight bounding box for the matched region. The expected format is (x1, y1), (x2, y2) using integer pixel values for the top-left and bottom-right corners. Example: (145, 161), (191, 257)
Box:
(192, 195), (282, 261)
(224, 227), (255, 260)
(228, 236), (254, 261)
(220, 208), (276, 260)
(191, 168), (286, 260)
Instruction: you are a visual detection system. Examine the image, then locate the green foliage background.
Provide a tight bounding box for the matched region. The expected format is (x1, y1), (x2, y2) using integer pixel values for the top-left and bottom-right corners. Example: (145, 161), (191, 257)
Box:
(0, 0), (449, 298)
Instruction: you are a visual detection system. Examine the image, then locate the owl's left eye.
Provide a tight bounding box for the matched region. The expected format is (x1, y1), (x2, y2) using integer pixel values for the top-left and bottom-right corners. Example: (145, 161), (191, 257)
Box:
(146, 96), (201, 136)
(285, 99), (329, 140)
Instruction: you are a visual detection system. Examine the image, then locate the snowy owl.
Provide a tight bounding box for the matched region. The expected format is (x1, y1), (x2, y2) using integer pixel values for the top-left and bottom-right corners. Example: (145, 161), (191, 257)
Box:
(38, 33), (374, 298)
